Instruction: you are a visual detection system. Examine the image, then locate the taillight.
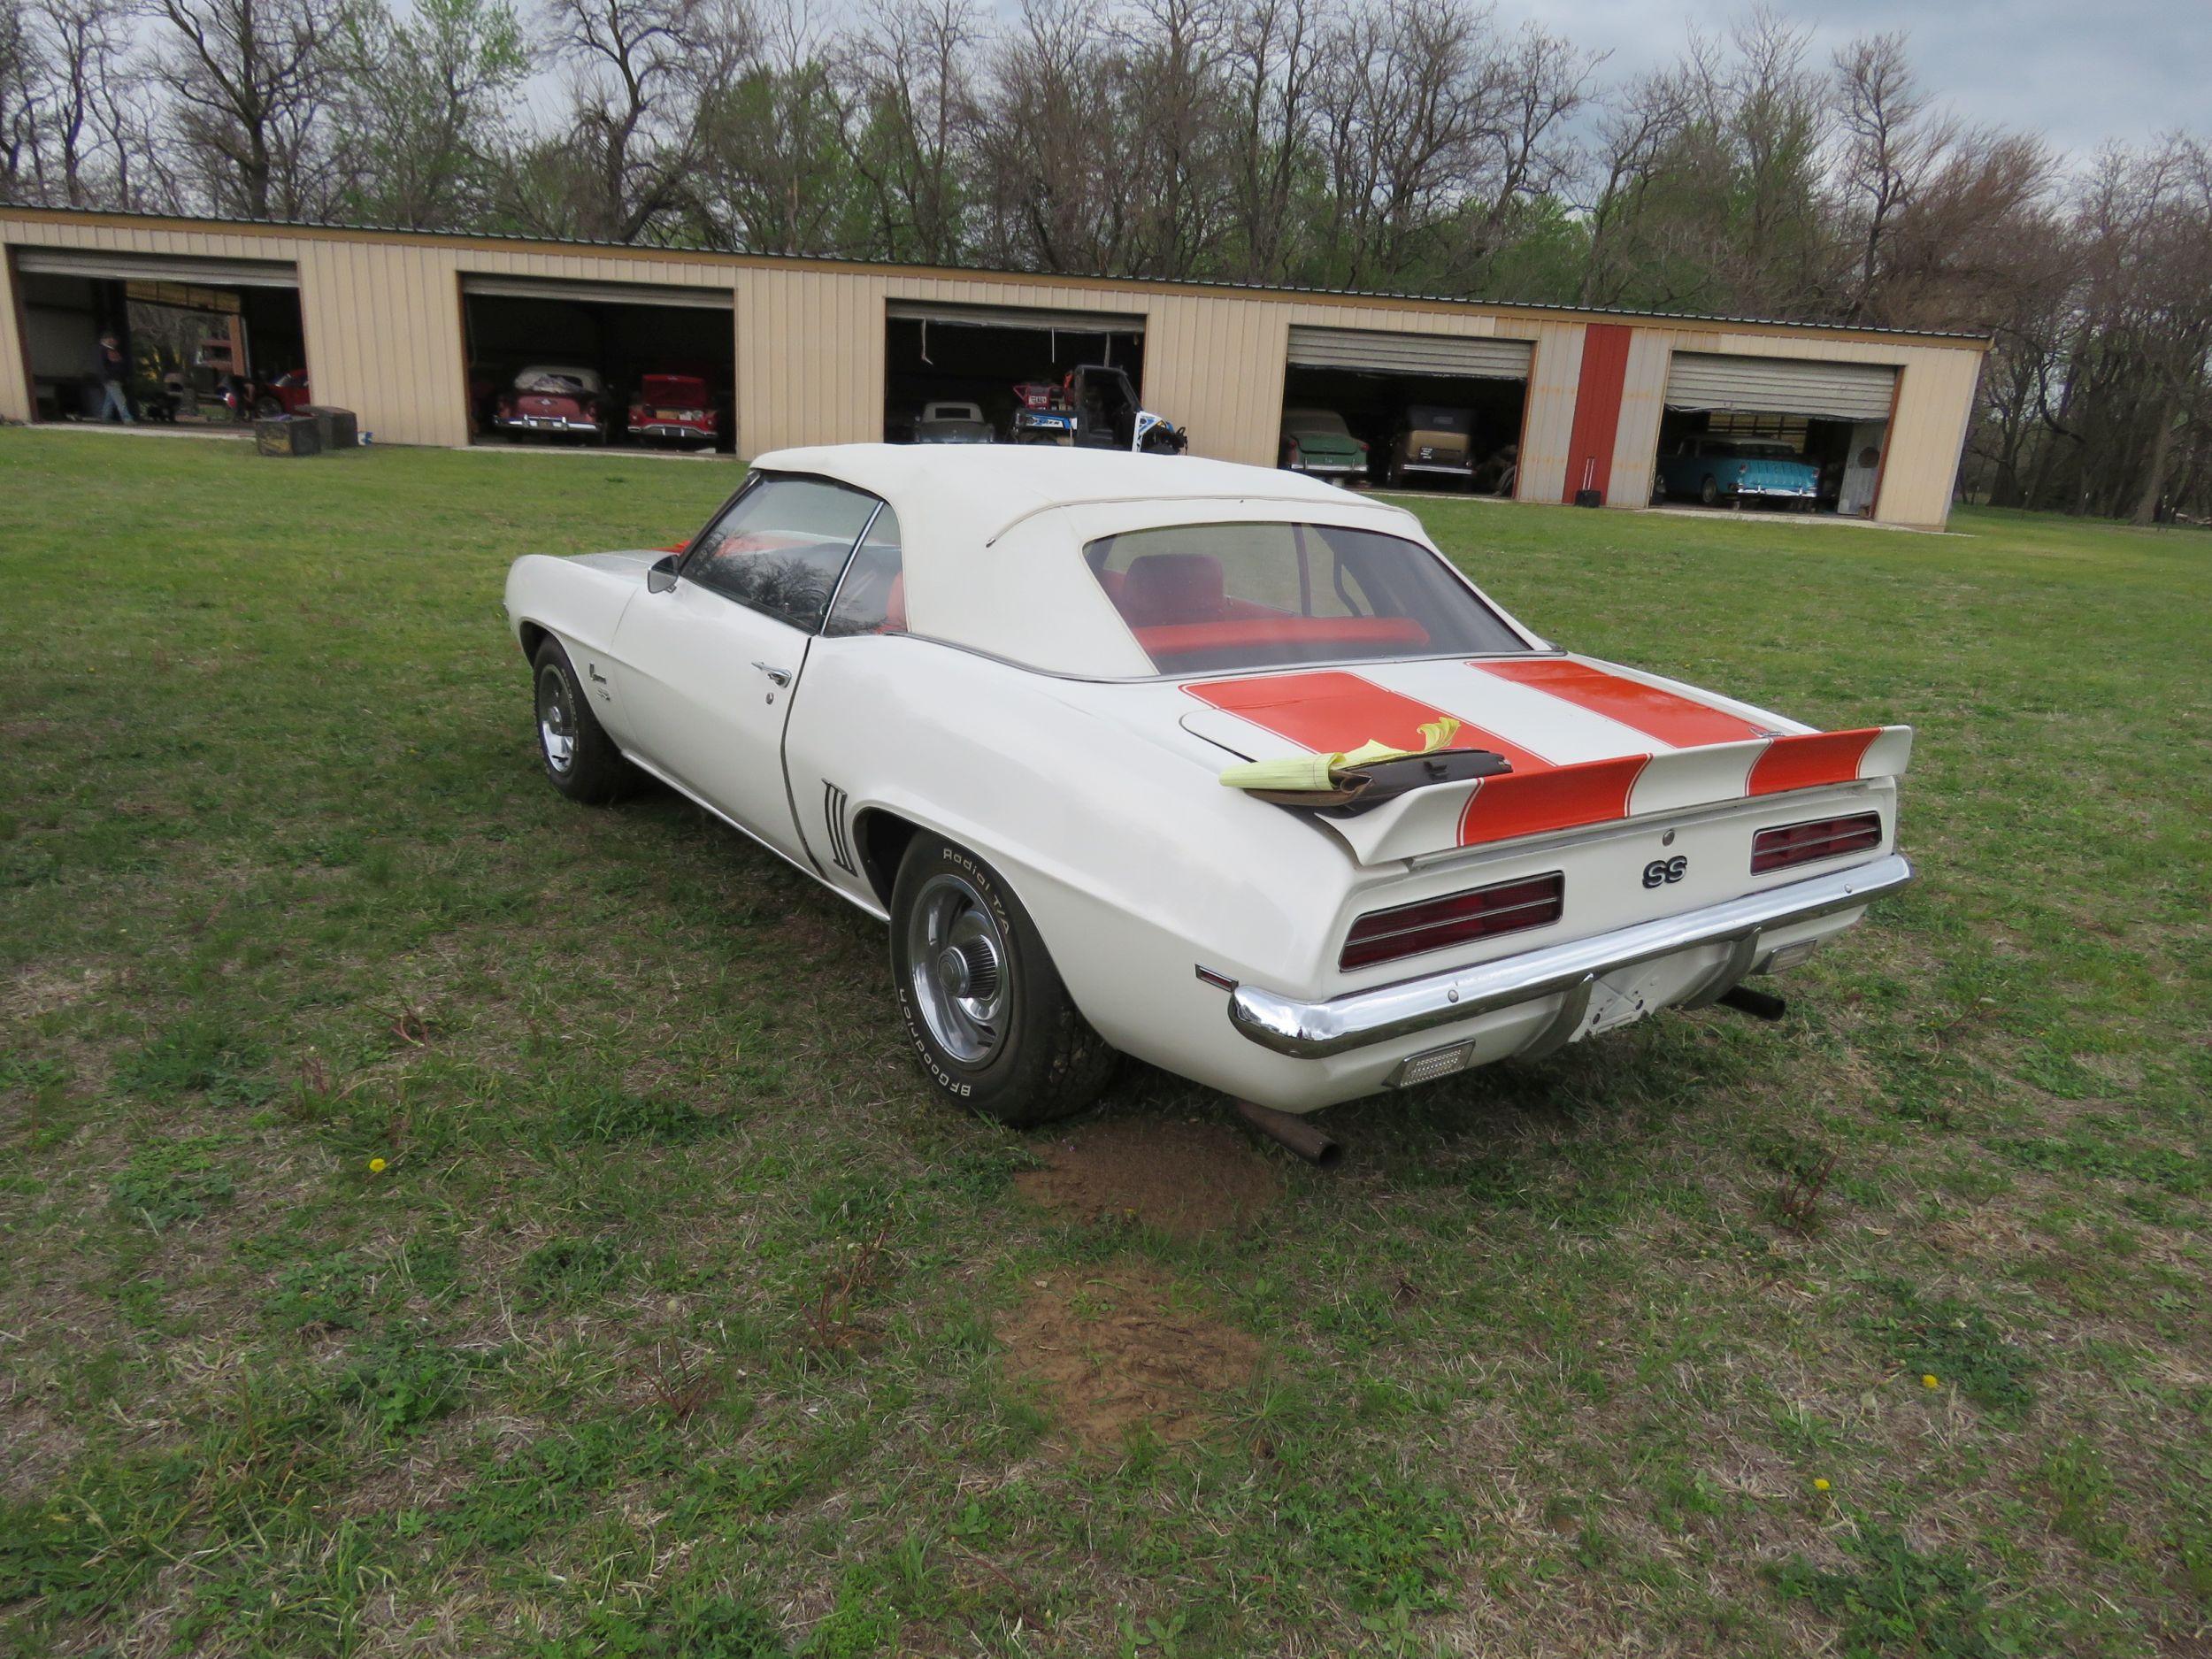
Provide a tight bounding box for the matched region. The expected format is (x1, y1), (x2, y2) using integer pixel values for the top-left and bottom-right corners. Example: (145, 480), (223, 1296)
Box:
(1340, 872), (1563, 972)
(1751, 812), (1881, 875)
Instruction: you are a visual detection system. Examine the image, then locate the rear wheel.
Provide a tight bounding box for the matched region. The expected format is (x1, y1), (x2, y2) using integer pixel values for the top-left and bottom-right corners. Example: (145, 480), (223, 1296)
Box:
(889, 833), (1116, 1125)
(531, 638), (634, 803)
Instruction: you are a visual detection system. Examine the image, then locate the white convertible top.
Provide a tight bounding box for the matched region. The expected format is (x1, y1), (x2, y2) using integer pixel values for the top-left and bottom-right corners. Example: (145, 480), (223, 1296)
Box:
(752, 445), (1435, 677)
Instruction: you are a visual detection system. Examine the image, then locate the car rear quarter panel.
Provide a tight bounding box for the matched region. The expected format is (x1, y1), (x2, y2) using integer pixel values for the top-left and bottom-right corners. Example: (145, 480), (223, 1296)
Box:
(782, 635), (1370, 1091)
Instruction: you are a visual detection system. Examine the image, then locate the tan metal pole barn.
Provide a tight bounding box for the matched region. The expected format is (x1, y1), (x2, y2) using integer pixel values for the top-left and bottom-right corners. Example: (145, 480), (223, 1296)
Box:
(0, 207), (1989, 528)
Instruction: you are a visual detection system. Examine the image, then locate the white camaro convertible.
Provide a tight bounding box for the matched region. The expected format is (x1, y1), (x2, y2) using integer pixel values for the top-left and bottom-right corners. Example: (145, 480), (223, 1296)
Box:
(505, 447), (1914, 1127)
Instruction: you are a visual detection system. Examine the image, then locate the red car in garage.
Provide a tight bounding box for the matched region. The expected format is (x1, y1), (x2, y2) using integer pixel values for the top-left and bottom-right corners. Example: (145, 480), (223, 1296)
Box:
(495, 366), (611, 442)
(626, 372), (719, 449)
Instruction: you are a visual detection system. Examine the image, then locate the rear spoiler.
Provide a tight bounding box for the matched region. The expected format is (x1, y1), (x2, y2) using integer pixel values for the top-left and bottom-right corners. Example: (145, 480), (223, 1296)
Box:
(1314, 726), (1913, 865)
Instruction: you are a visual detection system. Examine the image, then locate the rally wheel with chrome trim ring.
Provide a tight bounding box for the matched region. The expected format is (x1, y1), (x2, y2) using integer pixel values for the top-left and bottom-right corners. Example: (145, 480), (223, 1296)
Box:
(889, 833), (1117, 1125)
(532, 638), (634, 804)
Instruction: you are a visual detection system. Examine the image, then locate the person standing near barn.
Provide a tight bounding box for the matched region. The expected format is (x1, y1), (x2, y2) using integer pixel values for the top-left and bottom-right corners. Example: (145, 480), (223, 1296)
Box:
(90, 332), (134, 423)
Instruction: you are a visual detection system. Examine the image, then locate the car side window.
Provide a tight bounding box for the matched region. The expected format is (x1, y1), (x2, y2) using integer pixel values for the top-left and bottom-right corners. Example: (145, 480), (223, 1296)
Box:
(682, 477), (880, 631)
(823, 507), (905, 637)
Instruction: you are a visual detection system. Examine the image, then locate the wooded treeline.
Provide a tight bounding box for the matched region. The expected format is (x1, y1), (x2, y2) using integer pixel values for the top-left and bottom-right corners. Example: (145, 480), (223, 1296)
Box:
(2, 0), (2206, 518)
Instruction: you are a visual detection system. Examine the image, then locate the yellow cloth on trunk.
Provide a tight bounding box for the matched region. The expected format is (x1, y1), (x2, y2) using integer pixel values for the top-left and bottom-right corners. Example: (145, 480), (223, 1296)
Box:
(1218, 716), (1461, 794)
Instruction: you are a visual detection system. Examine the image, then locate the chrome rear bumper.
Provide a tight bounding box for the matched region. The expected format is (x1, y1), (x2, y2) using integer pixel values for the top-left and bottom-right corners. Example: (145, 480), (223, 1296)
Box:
(1227, 854), (1916, 1058)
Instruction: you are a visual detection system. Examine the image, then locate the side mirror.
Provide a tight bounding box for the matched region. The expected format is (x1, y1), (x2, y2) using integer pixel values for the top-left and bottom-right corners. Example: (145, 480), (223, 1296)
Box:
(647, 553), (679, 594)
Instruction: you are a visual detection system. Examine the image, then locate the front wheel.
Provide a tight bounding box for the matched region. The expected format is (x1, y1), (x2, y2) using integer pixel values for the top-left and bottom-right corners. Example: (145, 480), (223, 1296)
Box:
(1699, 474), (1720, 506)
(531, 638), (634, 803)
(889, 833), (1117, 1125)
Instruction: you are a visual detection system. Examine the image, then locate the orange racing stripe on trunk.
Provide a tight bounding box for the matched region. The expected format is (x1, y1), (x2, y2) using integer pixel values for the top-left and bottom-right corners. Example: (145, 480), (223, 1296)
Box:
(1456, 756), (1651, 845)
(1185, 671), (1550, 772)
(1477, 658), (1767, 749)
(1747, 728), (1881, 795)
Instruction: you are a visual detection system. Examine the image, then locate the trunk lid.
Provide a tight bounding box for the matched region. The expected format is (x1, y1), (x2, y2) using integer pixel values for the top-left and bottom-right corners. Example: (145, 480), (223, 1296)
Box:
(1176, 656), (1910, 865)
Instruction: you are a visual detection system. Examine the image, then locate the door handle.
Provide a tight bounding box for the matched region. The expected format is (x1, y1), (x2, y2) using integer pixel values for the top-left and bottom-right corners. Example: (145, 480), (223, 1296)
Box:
(752, 662), (792, 687)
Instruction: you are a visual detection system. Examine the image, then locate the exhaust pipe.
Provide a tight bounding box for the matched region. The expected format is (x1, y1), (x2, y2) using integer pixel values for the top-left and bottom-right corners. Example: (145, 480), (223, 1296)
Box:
(1717, 985), (1788, 1021)
(1234, 1099), (1342, 1168)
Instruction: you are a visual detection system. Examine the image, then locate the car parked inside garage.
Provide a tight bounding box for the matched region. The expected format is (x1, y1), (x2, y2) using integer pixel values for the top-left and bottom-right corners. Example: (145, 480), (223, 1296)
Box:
(1279, 407), (1368, 485)
(1654, 435), (1820, 509)
(495, 365), (611, 442)
(913, 401), (996, 443)
(626, 371), (718, 449)
(1386, 404), (1476, 488)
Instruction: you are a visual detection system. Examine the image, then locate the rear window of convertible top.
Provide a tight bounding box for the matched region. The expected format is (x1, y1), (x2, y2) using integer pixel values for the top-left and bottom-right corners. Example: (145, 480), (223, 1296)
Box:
(1083, 521), (1530, 675)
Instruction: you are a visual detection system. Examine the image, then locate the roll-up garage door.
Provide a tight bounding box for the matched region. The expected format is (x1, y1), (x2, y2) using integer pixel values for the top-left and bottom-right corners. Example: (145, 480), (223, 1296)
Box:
(12, 248), (298, 288)
(887, 300), (1143, 334)
(1664, 352), (1895, 421)
(1286, 326), (1532, 380)
(459, 273), (733, 310)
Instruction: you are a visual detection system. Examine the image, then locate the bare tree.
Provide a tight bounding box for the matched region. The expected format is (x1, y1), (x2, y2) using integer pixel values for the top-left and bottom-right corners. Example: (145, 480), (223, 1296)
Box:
(25, 0), (145, 207)
(149, 0), (348, 219)
(1573, 64), (1691, 306)
(533, 0), (718, 242)
(2, 0), (47, 199)
(973, 0), (1138, 274)
(1219, 0), (1327, 283)
(839, 0), (986, 265)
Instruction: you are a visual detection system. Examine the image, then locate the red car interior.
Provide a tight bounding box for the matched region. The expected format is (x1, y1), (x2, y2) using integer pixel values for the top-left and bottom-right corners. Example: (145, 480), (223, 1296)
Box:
(1106, 551), (1433, 661)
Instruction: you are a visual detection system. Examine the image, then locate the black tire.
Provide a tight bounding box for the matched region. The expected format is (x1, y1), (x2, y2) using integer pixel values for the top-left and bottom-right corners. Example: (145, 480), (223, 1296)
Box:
(531, 638), (634, 803)
(1700, 474), (1720, 507)
(889, 833), (1117, 1126)
(253, 395), (283, 420)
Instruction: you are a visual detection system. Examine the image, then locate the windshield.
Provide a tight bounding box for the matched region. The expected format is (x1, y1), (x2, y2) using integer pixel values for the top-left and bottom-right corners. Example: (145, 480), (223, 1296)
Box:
(1286, 410), (1350, 436)
(1084, 521), (1529, 674)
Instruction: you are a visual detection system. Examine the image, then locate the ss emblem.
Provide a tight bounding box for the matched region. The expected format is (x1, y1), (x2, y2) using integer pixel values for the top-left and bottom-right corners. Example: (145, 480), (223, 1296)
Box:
(1642, 855), (1687, 889)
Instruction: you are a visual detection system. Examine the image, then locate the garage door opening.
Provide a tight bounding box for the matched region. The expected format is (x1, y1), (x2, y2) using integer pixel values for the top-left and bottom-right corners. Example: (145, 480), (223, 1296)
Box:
(1652, 352), (1897, 516)
(462, 276), (735, 453)
(1280, 327), (1530, 494)
(884, 303), (1146, 445)
(12, 249), (305, 429)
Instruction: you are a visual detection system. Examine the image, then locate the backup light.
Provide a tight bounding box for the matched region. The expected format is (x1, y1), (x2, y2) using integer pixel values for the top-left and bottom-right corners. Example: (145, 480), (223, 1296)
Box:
(1340, 872), (1564, 972)
(1751, 812), (1882, 875)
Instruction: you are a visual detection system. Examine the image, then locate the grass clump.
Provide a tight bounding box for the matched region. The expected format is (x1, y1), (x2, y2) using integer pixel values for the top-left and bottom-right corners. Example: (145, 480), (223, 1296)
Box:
(110, 1137), (235, 1228)
(1865, 1284), (2038, 1415)
(337, 1327), (480, 1432)
(520, 1235), (626, 1297)
(1775, 1527), (2024, 1658)
(550, 1080), (717, 1146)
(118, 1015), (269, 1103)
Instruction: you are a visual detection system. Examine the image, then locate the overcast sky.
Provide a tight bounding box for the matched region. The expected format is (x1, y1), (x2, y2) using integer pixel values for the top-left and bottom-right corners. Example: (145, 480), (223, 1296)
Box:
(1525, 0), (2210, 161)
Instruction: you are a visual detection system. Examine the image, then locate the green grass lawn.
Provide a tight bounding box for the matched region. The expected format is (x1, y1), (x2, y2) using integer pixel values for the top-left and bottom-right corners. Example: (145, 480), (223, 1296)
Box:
(2, 428), (2207, 1657)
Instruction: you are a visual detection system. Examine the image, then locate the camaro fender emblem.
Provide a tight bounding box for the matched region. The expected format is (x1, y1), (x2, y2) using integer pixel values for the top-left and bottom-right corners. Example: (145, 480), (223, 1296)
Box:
(1642, 855), (1687, 889)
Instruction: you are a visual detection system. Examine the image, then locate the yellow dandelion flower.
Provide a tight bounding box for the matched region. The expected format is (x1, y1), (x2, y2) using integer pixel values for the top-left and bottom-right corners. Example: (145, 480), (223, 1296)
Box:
(1813, 1479), (1831, 1492)
(1922, 1373), (1939, 1389)
(368, 1156), (388, 1174)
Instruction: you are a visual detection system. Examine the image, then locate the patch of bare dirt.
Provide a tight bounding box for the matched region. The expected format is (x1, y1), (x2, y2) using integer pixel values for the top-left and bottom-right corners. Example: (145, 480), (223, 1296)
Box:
(997, 1262), (1263, 1450)
(1015, 1118), (1282, 1240)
